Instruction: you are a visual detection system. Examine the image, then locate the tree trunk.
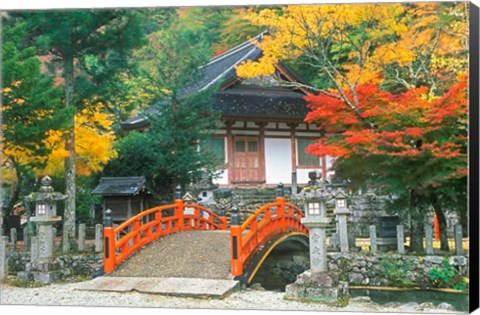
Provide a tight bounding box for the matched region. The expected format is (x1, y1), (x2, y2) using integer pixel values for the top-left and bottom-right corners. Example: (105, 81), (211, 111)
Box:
(409, 190), (425, 253)
(63, 53), (76, 252)
(432, 195), (450, 251)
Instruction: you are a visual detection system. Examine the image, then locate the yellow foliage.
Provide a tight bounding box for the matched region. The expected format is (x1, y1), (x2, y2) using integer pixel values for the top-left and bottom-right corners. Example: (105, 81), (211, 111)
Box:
(237, 3), (407, 84)
(41, 107), (116, 176)
(237, 2), (467, 94)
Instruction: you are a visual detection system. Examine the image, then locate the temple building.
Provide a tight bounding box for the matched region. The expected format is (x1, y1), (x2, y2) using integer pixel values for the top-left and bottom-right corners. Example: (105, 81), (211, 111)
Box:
(121, 32), (334, 187)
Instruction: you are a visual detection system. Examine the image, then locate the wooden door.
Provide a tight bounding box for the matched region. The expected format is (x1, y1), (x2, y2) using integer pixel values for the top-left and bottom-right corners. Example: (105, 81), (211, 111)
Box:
(234, 137), (261, 182)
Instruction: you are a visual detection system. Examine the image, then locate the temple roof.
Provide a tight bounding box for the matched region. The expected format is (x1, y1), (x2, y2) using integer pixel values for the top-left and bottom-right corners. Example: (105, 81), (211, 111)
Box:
(214, 84), (308, 120)
(121, 32), (311, 130)
(92, 176), (148, 196)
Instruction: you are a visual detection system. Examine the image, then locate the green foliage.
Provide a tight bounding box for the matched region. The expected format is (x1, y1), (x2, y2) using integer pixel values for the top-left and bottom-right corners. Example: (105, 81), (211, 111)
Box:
(380, 258), (416, 288)
(104, 17), (225, 198)
(104, 89), (223, 199)
(428, 259), (466, 290)
(2, 20), (66, 211)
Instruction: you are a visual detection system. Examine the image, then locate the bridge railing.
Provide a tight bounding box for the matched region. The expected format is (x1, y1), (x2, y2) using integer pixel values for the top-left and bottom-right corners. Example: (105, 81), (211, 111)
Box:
(230, 196), (308, 276)
(104, 199), (227, 273)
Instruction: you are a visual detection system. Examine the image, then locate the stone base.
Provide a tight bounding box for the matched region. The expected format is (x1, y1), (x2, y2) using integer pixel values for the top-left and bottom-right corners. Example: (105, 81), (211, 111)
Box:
(16, 260), (71, 284)
(284, 270), (349, 304)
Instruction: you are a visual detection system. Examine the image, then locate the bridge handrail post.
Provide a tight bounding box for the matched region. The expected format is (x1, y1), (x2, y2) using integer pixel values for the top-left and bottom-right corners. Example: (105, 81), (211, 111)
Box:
(103, 209), (116, 273)
(230, 207), (243, 276)
(133, 218), (141, 245)
(276, 196), (286, 233)
(276, 183), (287, 232)
(175, 199), (185, 231)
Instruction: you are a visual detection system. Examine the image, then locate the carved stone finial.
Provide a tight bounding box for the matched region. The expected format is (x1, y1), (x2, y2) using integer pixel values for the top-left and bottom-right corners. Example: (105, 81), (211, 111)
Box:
(39, 176), (54, 192)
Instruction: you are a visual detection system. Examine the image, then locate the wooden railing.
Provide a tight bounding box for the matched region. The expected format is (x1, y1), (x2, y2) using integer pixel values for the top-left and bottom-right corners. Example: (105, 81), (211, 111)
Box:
(230, 196), (308, 277)
(103, 199), (227, 273)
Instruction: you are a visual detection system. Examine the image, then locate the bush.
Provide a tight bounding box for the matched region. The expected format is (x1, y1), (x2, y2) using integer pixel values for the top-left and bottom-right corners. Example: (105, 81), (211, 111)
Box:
(428, 259), (466, 290)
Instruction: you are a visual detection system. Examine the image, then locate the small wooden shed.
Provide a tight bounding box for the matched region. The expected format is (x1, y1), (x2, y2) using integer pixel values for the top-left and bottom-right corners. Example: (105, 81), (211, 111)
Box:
(92, 176), (156, 223)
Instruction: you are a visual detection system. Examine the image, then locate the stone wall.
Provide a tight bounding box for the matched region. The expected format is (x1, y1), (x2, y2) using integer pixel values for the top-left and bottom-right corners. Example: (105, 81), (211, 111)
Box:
(8, 252), (103, 278)
(251, 250), (469, 291)
(328, 253), (468, 289)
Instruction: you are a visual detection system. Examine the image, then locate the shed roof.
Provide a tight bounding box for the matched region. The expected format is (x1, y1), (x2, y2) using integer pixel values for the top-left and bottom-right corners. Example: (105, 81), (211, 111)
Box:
(91, 176), (148, 196)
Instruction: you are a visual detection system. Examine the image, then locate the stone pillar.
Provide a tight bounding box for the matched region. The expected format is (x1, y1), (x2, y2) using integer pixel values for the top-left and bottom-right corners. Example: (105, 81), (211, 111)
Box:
(0, 236), (7, 281)
(396, 225), (405, 254)
(62, 225), (70, 253)
(307, 221), (330, 272)
(425, 224), (434, 255)
(334, 209), (350, 253)
(95, 224), (103, 253)
(23, 226), (30, 249)
(31, 236), (39, 262)
(78, 223), (86, 252)
(10, 228), (17, 249)
(455, 225), (464, 255)
(369, 225), (377, 254)
(36, 222), (56, 262)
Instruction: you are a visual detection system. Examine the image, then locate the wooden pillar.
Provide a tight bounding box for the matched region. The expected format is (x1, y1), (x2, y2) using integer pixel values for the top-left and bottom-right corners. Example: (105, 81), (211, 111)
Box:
(287, 123), (298, 175)
(225, 120), (234, 185)
(256, 122), (267, 183)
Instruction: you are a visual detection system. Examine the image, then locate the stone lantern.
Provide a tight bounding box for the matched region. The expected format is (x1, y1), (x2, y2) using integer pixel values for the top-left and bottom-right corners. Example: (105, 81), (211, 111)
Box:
(29, 176), (66, 262)
(17, 176), (68, 283)
(285, 180), (348, 303)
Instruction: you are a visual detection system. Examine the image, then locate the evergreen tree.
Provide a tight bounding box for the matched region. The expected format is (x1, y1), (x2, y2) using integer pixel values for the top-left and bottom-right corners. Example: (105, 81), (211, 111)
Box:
(13, 9), (146, 251)
(1, 20), (65, 214)
(105, 15), (224, 198)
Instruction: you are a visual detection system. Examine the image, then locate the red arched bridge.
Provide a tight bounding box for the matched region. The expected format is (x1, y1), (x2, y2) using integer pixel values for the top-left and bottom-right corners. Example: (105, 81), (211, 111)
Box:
(103, 196), (309, 284)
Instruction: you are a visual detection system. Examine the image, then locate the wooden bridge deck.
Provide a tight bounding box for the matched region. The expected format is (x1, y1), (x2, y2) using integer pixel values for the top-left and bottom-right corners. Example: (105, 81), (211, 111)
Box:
(109, 230), (233, 279)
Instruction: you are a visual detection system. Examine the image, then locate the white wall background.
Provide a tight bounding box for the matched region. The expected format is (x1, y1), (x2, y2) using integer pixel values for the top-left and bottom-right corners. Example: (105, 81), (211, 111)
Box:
(264, 138), (292, 184)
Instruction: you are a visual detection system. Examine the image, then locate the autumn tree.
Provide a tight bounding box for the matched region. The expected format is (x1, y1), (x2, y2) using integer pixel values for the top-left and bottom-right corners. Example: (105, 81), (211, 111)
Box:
(236, 3), (469, 252)
(305, 75), (468, 251)
(13, 9), (146, 250)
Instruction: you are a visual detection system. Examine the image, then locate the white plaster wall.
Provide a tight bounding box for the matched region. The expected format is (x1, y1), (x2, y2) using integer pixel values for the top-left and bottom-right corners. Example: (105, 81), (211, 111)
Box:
(213, 169), (229, 185)
(265, 138), (292, 184)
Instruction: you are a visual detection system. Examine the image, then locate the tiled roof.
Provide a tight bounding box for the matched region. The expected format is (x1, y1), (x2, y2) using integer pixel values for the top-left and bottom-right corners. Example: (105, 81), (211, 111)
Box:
(91, 176), (147, 196)
(121, 32), (311, 129)
(213, 84), (308, 120)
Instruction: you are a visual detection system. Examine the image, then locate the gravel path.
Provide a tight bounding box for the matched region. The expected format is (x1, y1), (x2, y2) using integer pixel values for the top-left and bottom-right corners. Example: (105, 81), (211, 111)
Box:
(0, 281), (461, 314)
(111, 230), (232, 279)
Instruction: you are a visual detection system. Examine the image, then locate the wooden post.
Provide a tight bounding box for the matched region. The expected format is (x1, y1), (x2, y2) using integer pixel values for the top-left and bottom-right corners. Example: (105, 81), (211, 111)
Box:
(230, 207), (243, 277)
(175, 199), (185, 231)
(276, 182), (286, 232)
(103, 209), (116, 273)
(133, 219), (141, 245)
(277, 197), (286, 233)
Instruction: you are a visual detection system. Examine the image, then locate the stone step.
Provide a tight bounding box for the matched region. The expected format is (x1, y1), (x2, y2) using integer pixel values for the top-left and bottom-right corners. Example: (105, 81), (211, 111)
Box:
(74, 276), (240, 299)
